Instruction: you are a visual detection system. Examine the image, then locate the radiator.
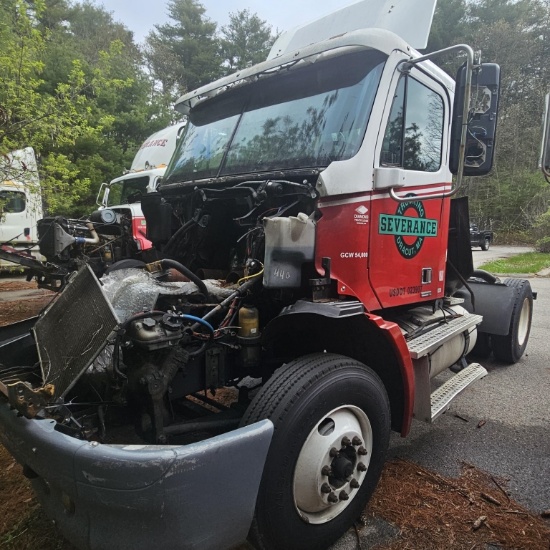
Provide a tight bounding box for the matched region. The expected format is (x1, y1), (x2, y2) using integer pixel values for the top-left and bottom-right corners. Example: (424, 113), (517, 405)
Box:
(34, 265), (119, 400)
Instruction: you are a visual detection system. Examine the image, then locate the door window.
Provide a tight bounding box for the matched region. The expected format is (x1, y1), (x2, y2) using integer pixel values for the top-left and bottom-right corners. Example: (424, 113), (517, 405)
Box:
(381, 76), (444, 172)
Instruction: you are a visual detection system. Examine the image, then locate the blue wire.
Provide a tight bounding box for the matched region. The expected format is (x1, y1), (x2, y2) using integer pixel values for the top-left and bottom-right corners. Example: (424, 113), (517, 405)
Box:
(180, 314), (215, 334)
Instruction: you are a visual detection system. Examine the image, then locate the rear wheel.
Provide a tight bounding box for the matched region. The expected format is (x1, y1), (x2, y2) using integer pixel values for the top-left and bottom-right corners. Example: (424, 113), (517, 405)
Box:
(491, 278), (533, 363)
(241, 353), (390, 550)
(481, 237), (490, 251)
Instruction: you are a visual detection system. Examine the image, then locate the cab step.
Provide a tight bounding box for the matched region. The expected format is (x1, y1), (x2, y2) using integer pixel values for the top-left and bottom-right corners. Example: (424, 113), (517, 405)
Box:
(414, 363), (488, 423)
(407, 313), (483, 359)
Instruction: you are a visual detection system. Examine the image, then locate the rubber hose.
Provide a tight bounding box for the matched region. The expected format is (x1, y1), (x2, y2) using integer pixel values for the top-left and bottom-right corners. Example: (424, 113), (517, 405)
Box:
(161, 258), (209, 298)
(471, 269), (498, 284)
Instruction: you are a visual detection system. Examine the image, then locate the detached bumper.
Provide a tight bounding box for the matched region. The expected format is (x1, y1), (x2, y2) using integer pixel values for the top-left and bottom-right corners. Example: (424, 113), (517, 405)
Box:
(0, 403), (273, 550)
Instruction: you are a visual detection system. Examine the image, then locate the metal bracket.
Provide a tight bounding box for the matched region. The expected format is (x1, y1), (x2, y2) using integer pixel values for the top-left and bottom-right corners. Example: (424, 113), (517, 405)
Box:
(6, 382), (55, 418)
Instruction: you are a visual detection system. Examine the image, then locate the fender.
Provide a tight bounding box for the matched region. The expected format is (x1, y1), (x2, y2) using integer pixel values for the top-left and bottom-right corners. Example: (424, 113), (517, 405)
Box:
(364, 312), (414, 436)
(263, 300), (415, 436)
(456, 281), (517, 335)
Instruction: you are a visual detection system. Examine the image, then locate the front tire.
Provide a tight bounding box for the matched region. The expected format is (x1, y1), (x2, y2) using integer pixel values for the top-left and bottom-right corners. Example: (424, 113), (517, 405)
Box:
(481, 237), (490, 251)
(491, 278), (533, 363)
(241, 353), (390, 550)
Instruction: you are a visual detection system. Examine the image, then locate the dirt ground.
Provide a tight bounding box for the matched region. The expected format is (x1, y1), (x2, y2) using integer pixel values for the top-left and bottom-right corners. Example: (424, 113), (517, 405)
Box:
(0, 278), (549, 550)
(0, 278), (53, 327)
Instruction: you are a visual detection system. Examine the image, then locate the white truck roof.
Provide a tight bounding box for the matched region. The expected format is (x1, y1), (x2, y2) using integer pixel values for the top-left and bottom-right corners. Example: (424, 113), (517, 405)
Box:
(130, 123), (185, 172)
(268, 0), (437, 59)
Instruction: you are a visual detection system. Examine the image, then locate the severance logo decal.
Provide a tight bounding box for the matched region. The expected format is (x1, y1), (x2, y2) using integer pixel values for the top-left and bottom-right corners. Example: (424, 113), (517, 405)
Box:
(379, 200), (438, 259)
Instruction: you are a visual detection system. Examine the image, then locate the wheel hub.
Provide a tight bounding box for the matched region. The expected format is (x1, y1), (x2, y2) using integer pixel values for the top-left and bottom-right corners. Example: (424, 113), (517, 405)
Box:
(332, 454), (354, 480)
(293, 405), (373, 524)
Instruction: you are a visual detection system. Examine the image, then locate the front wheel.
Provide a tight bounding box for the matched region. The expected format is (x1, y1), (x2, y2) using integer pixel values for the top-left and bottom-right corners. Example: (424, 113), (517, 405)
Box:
(491, 278), (533, 363)
(241, 353), (390, 550)
(481, 237), (490, 251)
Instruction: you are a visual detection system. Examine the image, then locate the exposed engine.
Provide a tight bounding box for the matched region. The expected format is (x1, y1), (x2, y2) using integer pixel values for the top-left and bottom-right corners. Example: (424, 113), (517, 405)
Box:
(4, 179), (322, 443)
(30, 208), (141, 289)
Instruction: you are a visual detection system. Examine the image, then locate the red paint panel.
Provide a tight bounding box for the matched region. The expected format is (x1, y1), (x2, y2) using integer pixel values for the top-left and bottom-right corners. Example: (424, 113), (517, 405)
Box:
(316, 195), (381, 311)
(368, 187), (450, 308)
(132, 216), (152, 250)
(366, 312), (415, 437)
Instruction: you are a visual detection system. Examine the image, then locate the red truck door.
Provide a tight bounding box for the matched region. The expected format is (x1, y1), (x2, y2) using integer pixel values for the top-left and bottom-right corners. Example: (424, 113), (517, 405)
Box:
(368, 67), (452, 308)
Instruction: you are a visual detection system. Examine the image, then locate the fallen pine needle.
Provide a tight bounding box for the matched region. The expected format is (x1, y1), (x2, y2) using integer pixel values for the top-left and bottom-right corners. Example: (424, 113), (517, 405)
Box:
(480, 492), (501, 506)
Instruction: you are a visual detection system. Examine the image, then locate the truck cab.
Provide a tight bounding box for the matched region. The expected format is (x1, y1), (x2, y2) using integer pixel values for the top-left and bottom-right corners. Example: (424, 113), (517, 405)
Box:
(96, 123), (185, 251)
(0, 148), (42, 270)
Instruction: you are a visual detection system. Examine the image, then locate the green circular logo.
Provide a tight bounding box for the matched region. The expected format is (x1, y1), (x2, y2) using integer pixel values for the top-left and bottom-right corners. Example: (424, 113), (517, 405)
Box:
(395, 200), (426, 259)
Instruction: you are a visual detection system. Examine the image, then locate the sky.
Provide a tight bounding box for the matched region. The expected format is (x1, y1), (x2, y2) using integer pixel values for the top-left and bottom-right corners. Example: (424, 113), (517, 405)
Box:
(98, 0), (355, 43)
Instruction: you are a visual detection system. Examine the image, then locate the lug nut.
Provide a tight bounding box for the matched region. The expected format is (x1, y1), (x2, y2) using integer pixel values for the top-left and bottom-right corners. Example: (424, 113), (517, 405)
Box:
(357, 462), (367, 472)
(358, 446), (368, 456)
(321, 483), (332, 494)
(350, 478), (360, 489)
(341, 436), (351, 447)
(321, 466), (332, 476)
(327, 492), (339, 503)
(339, 491), (350, 501)
(329, 447), (340, 458)
(352, 436), (363, 446)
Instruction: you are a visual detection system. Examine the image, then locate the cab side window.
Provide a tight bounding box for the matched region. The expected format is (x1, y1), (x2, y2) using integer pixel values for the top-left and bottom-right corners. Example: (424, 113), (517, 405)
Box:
(381, 76), (444, 172)
(0, 190), (26, 213)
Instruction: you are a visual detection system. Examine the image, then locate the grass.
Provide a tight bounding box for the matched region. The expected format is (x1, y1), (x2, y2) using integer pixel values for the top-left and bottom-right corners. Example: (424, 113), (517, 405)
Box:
(478, 252), (550, 274)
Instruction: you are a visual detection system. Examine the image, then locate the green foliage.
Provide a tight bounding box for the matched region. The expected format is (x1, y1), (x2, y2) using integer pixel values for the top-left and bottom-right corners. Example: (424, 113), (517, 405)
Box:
(427, 0), (468, 54)
(532, 208), (550, 238)
(220, 9), (275, 72)
(431, 0), (550, 234)
(145, 0), (221, 99)
(0, 0), (172, 215)
(478, 252), (550, 273)
(535, 236), (550, 252)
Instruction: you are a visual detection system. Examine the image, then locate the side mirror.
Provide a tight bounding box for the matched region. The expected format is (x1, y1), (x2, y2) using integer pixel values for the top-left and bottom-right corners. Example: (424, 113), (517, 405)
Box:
(541, 92), (550, 182)
(450, 63), (500, 176)
(96, 182), (109, 208)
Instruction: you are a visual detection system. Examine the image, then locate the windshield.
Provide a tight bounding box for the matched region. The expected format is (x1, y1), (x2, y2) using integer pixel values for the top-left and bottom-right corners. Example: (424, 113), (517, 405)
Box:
(108, 175), (150, 206)
(163, 50), (387, 184)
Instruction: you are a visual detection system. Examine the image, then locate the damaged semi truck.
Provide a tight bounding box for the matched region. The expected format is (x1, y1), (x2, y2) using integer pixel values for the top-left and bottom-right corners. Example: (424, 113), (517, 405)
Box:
(0, 1), (539, 549)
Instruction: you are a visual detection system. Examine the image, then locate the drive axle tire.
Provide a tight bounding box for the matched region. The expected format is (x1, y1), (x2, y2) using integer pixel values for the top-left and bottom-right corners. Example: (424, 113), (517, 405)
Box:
(481, 237), (490, 251)
(491, 278), (533, 364)
(241, 353), (390, 550)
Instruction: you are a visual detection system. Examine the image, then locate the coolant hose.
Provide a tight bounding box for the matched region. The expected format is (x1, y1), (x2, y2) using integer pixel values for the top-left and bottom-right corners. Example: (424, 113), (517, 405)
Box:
(179, 314), (214, 336)
(73, 222), (100, 245)
(160, 258), (209, 299)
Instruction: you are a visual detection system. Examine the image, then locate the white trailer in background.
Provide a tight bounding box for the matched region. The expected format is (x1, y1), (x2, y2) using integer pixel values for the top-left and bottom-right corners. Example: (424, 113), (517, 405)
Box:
(96, 123), (185, 251)
(0, 147), (42, 270)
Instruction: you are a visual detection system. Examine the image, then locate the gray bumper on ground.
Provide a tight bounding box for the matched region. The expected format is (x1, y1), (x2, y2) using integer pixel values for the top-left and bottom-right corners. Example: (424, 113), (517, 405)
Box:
(0, 403), (273, 550)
